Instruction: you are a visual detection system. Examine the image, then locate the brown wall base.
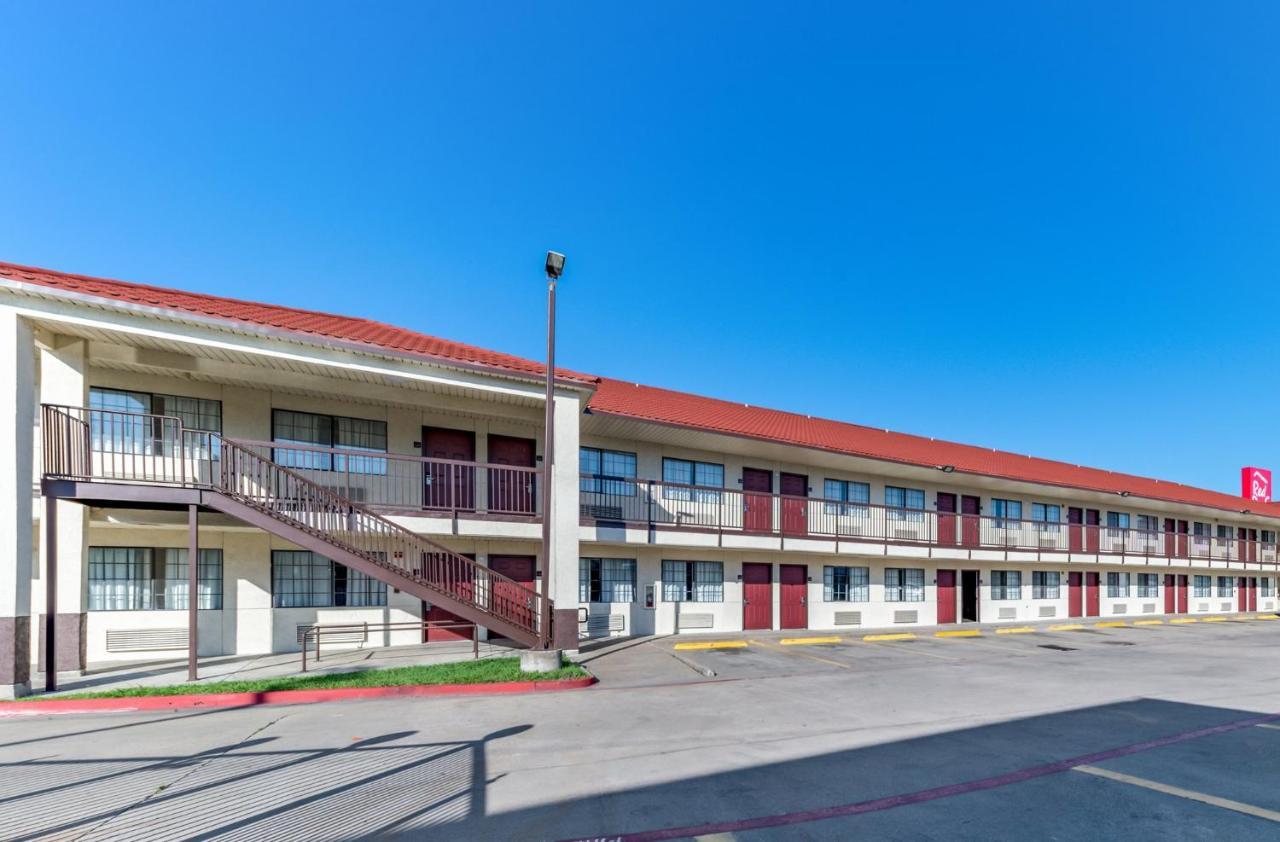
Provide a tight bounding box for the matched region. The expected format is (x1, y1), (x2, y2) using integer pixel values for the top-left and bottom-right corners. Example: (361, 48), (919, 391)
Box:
(38, 613), (87, 673)
(0, 616), (31, 688)
(552, 608), (580, 650)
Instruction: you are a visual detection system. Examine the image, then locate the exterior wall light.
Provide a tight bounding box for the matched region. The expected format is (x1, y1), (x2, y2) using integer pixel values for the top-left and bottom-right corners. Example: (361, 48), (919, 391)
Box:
(1119, 491), (1132, 497)
(938, 465), (955, 473)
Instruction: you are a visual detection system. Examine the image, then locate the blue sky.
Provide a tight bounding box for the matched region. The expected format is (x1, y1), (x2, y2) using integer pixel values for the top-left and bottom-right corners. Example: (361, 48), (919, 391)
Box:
(3, 2), (1278, 494)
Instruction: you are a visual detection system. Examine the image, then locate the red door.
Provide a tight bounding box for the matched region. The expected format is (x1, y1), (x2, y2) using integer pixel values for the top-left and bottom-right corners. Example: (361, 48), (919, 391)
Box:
(742, 562), (772, 630)
(779, 564), (808, 629)
(1177, 521), (1189, 557)
(1177, 574), (1189, 613)
(780, 473), (808, 536)
(1250, 529), (1260, 564)
(1248, 577), (1258, 611)
(488, 555), (537, 640)
(425, 552), (475, 641)
(1085, 571), (1100, 617)
(938, 494), (958, 546)
(961, 495), (981, 547)
(487, 435), (536, 514)
(1068, 572), (1083, 617)
(423, 427), (476, 511)
(1085, 509), (1101, 552)
(1068, 507), (1084, 552)
(1237, 577), (1248, 611)
(1163, 574), (1176, 613)
(743, 468), (773, 533)
(1163, 519), (1176, 558)
(937, 569), (957, 623)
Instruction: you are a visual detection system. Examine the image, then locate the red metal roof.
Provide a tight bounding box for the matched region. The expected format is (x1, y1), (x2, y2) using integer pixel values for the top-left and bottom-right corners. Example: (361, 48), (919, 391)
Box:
(0, 260), (596, 384)
(590, 378), (1280, 517)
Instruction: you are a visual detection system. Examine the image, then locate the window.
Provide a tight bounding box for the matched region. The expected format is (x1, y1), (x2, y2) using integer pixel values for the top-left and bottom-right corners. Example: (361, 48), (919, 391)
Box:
(1263, 578), (1274, 598)
(990, 570), (1021, 600)
(884, 568), (925, 602)
(1217, 576), (1234, 597)
(580, 448), (637, 496)
(661, 459), (724, 503)
(1032, 571), (1060, 599)
(824, 480), (870, 516)
(1263, 531), (1277, 546)
(661, 561), (723, 602)
(885, 487), (926, 522)
(1194, 575), (1212, 598)
(1106, 512), (1130, 529)
(1107, 572), (1130, 598)
(1216, 524), (1232, 541)
(1135, 514), (1160, 533)
(1193, 522), (1210, 538)
(271, 409), (387, 474)
(1137, 573), (1159, 598)
(271, 551), (387, 608)
(89, 387), (223, 457)
(88, 546), (223, 611)
(823, 566), (870, 602)
(991, 499), (1022, 529)
(579, 558), (637, 602)
(1032, 503), (1061, 531)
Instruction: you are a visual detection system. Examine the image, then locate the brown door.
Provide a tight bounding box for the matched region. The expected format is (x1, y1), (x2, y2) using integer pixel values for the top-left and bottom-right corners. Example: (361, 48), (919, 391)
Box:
(488, 555), (537, 640)
(1068, 571), (1083, 617)
(743, 468), (773, 533)
(742, 562), (772, 629)
(1238, 577), (1248, 611)
(938, 494), (958, 546)
(425, 552), (475, 641)
(1163, 574), (1176, 614)
(1163, 518), (1176, 558)
(1177, 521), (1189, 557)
(779, 564), (808, 629)
(1085, 509), (1101, 552)
(961, 495), (981, 547)
(1085, 571), (1101, 616)
(1068, 507), (1083, 552)
(423, 427), (476, 511)
(1248, 577), (1258, 611)
(487, 435), (536, 514)
(780, 472), (808, 536)
(1177, 574), (1189, 613)
(937, 569), (957, 623)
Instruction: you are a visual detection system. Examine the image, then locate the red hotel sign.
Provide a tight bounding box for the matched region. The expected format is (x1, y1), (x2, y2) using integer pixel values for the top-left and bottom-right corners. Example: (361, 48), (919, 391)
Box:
(1242, 467), (1272, 503)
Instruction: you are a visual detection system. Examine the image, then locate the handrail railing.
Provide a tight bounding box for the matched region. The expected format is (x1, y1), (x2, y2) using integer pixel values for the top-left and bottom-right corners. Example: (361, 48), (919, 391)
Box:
(301, 620), (480, 672)
(580, 475), (1279, 566)
(41, 404), (552, 646)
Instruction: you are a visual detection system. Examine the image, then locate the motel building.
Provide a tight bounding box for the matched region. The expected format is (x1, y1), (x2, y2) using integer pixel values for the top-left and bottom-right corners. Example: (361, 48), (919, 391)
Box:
(2, 260), (1279, 697)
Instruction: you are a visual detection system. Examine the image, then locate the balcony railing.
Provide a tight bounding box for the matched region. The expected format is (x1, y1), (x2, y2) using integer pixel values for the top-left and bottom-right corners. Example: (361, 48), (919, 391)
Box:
(580, 476), (1279, 566)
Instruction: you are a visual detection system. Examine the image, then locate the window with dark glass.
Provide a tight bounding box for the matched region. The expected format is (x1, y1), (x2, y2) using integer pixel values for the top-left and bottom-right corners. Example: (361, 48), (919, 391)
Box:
(271, 550), (387, 608)
(1106, 512), (1131, 529)
(991, 570), (1021, 600)
(1107, 571), (1130, 597)
(1216, 576), (1233, 597)
(579, 448), (637, 496)
(661, 458), (724, 503)
(271, 409), (387, 474)
(661, 560), (723, 602)
(579, 558), (637, 602)
(823, 565), (869, 602)
(1032, 571), (1060, 599)
(88, 546), (223, 611)
(1137, 573), (1159, 598)
(1032, 503), (1061, 531)
(1193, 575), (1212, 597)
(884, 567), (925, 602)
(885, 487), (925, 522)
(89, 387), (222, 457)
(824, 480), (870, 516)
(991, 499), (1022, 529)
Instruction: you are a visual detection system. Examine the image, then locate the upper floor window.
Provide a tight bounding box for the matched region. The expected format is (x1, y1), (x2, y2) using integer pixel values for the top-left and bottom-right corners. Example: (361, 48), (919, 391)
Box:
(272, 409), (387, 475)
(271, 550), (386, 608)
(1193, 522), (1210, 538)
(661, 560), (723, 602)
(661, 458), (724, 503)
(1263, 531), (1277, 545)
(1134, 514), (1160, 533)
(884, 567), (925, 602)
(88, 546), (223, 611)
(89, 387), (222, 457)
(824, 480), (870, 516)
(885, 487), (925, 522)
(1106, 512), (1131, 530)
(1032, 503), (1061, 532)
(991, 499), (1022, 529)
(1136, 573), (1159, 598)
(824, 565), (870, 602)
(990, 570), (1021, 600)
(580, 448), (637, 496)
(579, 558), (637, 603)
(1217, 524), (1232, 541)
(1107, 572), (1130, 598)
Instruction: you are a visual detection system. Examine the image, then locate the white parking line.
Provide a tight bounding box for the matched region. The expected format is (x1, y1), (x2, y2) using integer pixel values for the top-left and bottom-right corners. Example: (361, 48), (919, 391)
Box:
(1073, 765), (1280, 823)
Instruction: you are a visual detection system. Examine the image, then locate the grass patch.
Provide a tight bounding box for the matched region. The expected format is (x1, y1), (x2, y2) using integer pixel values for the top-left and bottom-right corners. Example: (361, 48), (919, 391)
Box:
(23, 657), (588, 701)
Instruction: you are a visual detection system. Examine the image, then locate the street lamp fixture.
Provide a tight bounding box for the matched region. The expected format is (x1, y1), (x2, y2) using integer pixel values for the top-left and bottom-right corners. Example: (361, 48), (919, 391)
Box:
(540, 250), (565, 648)
(545, 251), (566, 280)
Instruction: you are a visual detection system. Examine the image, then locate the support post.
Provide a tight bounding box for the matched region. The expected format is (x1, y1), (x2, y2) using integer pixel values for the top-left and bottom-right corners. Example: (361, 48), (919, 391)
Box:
(540, 277), (556, 649)
(188, 504), (199, 681)
(44, 494), (57, 693)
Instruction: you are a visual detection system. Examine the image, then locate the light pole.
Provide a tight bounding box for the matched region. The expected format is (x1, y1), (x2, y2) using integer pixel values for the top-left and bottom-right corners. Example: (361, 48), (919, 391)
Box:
(541, 251), (565, 649)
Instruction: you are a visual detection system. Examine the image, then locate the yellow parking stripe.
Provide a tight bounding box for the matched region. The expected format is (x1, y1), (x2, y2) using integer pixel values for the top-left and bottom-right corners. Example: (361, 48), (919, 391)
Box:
(1049, 623), (1085, 631)
(674, 640), (747, 651)
(1133, 619), (1163, 626)
(1202, 617), (1227, 623)
(1255, 614), (1279, 620)
(1170, 618), (1198, 624)
(935, 629), (982, 638)
(1074, 765), (1280, 823)
(780, 636), (842, 646)
(1095, 621), (1128, 628)
(996, 626), (1037, 634)
(863, 632), (916, 642)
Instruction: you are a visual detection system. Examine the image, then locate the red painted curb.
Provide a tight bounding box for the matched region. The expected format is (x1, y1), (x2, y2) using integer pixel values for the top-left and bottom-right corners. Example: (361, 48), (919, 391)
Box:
(0, 675), (596, 716)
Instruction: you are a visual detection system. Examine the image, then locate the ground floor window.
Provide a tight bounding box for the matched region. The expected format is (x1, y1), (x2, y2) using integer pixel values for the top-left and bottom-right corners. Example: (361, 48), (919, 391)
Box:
(1136, 573), (1159, 598)
(271, 551), (387, 608)
(1032, 571), (1060, 599)
(1194, 575), (1212, 597)
(579, 558), (637, 602)
(661, 561), (723, 602)
(884, 568), (924, 602)
(823, 566), (869, 602)
(88, 546), (223, 611)
(1107, 572), (1130, 598)
(990, 570), (1021, 600)
(1263, 578), (1274, 597)
(1217, 576), (1234, 597)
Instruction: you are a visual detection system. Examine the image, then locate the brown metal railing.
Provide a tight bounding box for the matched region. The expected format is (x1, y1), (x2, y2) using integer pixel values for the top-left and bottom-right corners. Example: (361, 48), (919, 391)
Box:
(300, 620), (481, 672)
(580, 475), (1280, 567)
(42, 404), (553, 646)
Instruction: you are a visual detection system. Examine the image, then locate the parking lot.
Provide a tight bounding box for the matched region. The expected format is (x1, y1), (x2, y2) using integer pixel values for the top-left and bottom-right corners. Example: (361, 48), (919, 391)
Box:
(2, 616), (1278, 840)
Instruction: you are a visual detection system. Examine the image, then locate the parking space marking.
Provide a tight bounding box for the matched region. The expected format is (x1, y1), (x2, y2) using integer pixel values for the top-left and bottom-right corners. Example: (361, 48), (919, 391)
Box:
(674, 641), (748, 651)
(780, 636), (842, 646)
(1202, 617), (1227, 623)
(749, 638), (852, 669)
(1170, 618), (1198, 624)
(996, 626), (1036, 634)
(1255, 614), (1279, 620)
(1255, 723), (1280, 732)
(863, 633), (916, 642)
(1049, 623), (1085, 631)
(862, 638), (958, 660)
(935, 630), (982, 638)
(1073, 764), (1280, 823)
(1094, 621), (1128, 628)
(1133, 619), (1163, 626)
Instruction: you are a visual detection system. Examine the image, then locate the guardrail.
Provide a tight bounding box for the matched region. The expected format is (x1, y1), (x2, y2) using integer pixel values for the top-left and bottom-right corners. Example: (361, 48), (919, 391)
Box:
(300, 620), (479, 671)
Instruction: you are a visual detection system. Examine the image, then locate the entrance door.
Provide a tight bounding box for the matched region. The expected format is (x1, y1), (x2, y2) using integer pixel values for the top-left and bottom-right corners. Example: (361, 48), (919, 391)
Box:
(424, 552), (475, 641)
(937, 494), (958, 546)
(1248, 577), (1258, 611)
(1177, 521), (1190, 557)
(779, 564), (808, 629)
(1177, 574), (1189, 613)
(961, 569), (980, 622)
(1085, 571), (1101, 617)
(1163, 574), (1176, 613)
(423, 427), (476, 511)
(488, 555), (537, 640)
(961, 496), (981, 548)
(780, 473), (808, 536)
(1163, 519), (1176, 558)
(1238, 577), (1249, 611)
(937, 569), (957, 624)
(742, 562), (773, 630)
(1085, 510), (1101, 552)
(1068, 571), (1083, 617)
(487, 435), (536, 514)
(1068, 507), (1084, 552)
(743, 468), (774, 533)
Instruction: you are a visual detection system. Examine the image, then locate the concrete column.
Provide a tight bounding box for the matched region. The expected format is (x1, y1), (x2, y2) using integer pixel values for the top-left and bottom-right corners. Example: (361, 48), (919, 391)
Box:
(549, 390), (581, 649)
(37, 336), (88, 677)
(0, 309), (35, 697)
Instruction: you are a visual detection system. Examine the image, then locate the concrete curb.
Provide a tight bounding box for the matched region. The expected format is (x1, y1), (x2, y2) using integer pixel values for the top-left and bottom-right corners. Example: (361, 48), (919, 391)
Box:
(0, 675), (597, 717)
